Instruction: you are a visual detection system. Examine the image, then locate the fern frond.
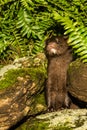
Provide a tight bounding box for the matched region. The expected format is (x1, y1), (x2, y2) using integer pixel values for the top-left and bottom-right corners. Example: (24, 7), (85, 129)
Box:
(17, 9), (33, 38)
(20, 0), (34, 11)
(48, 0), (87, 26)
(1, 0), (87, 63)
(0, 32), (12, 54)
(10, 27), (29, 57)
(17, 7), (54, 39)
(0, 0), (13, 6)
(53, 12), (87, 63)
(32, 35), (46, 54)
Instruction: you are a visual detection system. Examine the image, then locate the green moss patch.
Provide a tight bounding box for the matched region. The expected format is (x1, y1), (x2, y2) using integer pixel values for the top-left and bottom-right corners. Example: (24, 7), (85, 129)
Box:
(53, 124), (73, 130)
(26, 118), (49, 130)
(0, 67), (46, 90)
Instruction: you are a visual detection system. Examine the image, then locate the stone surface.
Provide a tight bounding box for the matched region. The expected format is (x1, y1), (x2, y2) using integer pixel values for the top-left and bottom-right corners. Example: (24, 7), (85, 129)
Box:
(1, 55), (87, 130)
(67, 59), (87, 104)
(22, 109), (87, 130)
(0, 55), (47, 130)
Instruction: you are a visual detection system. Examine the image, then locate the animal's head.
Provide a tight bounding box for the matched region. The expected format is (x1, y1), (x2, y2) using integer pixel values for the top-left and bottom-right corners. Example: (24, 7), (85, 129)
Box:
(45, 36), (68, 57)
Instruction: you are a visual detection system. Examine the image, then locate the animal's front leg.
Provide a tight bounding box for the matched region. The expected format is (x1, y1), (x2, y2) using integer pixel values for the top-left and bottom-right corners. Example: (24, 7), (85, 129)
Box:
(46, 78), (56, 111)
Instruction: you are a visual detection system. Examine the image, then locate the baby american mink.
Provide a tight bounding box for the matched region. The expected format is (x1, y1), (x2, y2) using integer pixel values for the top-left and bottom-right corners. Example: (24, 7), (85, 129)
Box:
(45, 36), (73, 111)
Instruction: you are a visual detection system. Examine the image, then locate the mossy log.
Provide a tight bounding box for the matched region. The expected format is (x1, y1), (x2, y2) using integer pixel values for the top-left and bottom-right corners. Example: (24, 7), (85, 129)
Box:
(0, 67), (46, 130)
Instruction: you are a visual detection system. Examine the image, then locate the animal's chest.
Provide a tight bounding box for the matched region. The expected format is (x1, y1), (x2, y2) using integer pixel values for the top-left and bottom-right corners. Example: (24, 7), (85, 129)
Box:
(48, 57), (67, 72)
(48, 56), (71, 86)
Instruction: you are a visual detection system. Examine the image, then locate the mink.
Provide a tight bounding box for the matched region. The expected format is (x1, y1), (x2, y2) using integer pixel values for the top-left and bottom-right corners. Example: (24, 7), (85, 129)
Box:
(45, 36), (73, 111)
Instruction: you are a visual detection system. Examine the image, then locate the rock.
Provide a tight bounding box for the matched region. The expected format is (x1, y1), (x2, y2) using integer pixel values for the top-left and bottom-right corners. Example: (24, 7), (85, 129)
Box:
(16, 109), (87, 130)
(67, 59), (87, 107)
(0, 56), (47, 130)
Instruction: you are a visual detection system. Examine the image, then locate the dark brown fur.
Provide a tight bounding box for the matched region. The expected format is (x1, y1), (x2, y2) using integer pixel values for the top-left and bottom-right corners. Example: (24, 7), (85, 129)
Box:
(45, 36), (72, 111)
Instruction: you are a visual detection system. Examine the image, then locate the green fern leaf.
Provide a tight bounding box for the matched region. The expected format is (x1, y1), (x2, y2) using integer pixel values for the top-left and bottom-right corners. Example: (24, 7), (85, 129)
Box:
(79, 50), (87, 56)
(72, 43), (83, 48)
(82, 59), (87, 63)
(53, 11), (87, 62)
(0, 0), (13, 6)
(68, 36), (81, 43)
(17, 9), (32, 38)
(80, 55), (87, 60)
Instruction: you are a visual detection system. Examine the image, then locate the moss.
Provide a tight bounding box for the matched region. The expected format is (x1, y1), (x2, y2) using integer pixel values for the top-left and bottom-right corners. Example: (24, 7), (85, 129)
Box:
(27, 120), (73, 130)
(26, 118), (49, 130)
(0, 67), (46, 90)
(30, 92), (47, 115)
(15, 117), (49, 130)
(0, 65), (3, 69)
(75, 118), (85, 127)
(68, 58), (87, 71)
(53, 124), (73, 130)
(35, 92), (46, 105)
(15, 109), (87, 130)
(15, 122), (27, 130)
(16, 118), (73, 130)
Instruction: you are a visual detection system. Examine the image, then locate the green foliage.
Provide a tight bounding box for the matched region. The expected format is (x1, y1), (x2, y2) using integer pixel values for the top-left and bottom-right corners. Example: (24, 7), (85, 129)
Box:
(0, 0), (87, 63)
(54, 13), (87, 62)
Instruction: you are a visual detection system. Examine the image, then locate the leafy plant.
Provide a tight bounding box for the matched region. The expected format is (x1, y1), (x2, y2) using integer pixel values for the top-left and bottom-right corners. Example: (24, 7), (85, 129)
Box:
(53, 12), (87, 62)
(0, 0), (87, 63)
